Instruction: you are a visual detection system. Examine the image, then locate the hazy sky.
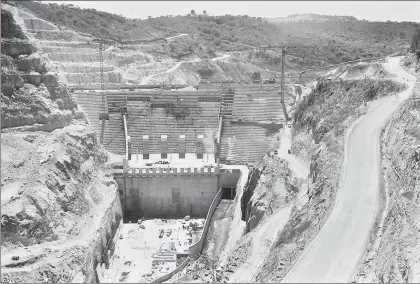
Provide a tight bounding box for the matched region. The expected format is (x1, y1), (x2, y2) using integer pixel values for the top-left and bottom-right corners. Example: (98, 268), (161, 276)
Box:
(45, 1), (420, 22)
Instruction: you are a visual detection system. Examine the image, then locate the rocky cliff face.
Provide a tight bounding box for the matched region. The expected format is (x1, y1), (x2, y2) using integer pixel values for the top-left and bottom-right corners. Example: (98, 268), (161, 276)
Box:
(1, 7), (121, 283)
(241, 155), (300, 232)
(1, 12), (78, 131)
(1, 48), (77, 130)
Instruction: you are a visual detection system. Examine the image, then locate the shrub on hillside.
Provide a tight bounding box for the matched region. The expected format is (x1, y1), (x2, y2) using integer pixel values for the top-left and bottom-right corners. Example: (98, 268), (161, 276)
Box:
(411, 28), (420, 59)
(197, 67), (215, 79)
(15, 1), (418, 69)
(294, 79), (406, 141)
(1, 9), (26, 39)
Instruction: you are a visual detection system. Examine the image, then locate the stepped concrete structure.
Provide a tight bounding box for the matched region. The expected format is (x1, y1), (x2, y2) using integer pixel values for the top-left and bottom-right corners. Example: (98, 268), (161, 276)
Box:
(73, 85), (291, 163)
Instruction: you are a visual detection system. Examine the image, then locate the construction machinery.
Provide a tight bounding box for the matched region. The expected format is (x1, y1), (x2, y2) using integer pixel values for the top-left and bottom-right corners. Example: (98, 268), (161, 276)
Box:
(252, 72), (262, 84)
(263, 78), (276, 84)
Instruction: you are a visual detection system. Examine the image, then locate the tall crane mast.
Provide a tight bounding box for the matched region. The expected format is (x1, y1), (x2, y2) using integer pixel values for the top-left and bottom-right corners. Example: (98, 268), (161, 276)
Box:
(97, 40), (109, 145)
(98, 41), (109, 122)
(257, 45), (305, 122)
(257, 45), (293, 107)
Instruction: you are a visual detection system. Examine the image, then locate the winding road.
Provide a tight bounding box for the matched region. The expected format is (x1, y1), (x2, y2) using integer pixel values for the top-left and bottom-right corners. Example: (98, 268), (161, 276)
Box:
(282, 56), (416, 283)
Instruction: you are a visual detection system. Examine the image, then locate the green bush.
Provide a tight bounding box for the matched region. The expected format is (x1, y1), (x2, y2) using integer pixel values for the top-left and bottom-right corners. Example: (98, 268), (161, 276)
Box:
(15, 1), (418, 69)
(197, 67), (215, 78)
(411, 28), (420, 58)
(1, 9), (26, 39)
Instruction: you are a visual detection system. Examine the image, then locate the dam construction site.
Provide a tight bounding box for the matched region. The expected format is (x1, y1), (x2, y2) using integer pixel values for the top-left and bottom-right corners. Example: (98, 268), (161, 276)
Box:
(1, 1), (420, 283)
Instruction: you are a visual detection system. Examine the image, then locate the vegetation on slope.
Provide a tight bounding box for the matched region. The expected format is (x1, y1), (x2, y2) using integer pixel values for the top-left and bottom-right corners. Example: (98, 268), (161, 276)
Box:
(1, 8), (26, 39)
(293, 79), (405, 141)
(14, 1), (420, 70)
(411, 27), (420, 59)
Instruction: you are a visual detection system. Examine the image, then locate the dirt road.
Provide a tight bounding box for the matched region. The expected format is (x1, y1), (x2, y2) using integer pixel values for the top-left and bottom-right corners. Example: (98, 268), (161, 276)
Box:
(277, 126), (309, 179)
(166, 33), (188, 41)
(282, 56), (416, 283)
(212, 53), (231, 62)
(140, 62), (183, 84)
(140, 52), (231, 84)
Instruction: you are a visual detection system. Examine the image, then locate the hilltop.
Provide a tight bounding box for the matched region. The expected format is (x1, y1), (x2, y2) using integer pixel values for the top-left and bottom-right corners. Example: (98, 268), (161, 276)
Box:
(270, 13), (357, 23)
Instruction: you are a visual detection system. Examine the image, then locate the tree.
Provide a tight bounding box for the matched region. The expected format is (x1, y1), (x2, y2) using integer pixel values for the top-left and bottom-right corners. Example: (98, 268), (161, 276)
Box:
(191, 9), (196, 16)
(410, 28), (420, 53)
(203, 10), (207, 15)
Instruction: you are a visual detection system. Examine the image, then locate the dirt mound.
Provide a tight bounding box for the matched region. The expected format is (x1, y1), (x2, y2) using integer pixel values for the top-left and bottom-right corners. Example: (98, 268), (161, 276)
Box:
(342, 61), (395, 79)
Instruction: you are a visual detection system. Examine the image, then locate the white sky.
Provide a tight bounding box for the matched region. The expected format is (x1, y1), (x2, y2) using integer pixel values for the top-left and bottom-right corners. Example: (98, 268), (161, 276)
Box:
(45, 1), (420, 22)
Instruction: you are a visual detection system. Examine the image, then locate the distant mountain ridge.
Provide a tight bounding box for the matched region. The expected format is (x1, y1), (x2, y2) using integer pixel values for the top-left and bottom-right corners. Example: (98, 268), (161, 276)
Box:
(269, 13), (357, 23)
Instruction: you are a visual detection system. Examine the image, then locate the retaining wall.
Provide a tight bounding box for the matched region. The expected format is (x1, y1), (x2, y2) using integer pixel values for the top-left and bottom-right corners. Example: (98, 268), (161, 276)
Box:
(114, 167), (219, 218)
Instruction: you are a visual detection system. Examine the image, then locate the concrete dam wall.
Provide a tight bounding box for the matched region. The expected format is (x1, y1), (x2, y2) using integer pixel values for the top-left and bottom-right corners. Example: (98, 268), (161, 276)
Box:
(114, 167), (219, 220)
(114, 166), (241, 221)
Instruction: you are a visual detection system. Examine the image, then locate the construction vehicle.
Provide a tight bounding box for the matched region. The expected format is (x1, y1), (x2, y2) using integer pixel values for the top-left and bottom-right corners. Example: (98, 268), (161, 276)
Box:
(252, 72), (262, 84)
(263, 78), (276, 84)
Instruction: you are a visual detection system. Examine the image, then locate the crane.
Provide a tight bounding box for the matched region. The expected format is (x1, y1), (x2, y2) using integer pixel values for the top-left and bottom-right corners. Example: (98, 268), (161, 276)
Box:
(97, 40), (109, 144)
(258, 45), (293, 103)
(98, 41), (109, 122)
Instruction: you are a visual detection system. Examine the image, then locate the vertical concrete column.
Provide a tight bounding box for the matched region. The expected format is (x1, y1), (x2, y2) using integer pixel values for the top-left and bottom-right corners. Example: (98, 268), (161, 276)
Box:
(142, 135), (149, 159)
(127, 136), (132, 160)
(179, 134), (186, 159)
(161, 135), (168, 159)
(196, 135), (204, 159)
(123, 158), (128, 174)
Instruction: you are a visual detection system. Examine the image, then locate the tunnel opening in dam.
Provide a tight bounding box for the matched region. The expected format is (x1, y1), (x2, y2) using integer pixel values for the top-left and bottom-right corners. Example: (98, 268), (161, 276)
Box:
(221, 187), (236, 200)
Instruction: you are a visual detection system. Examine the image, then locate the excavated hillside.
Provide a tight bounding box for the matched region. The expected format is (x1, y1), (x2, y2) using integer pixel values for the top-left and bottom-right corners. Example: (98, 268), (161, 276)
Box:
(11, 1), (417, 87)
(3, 3), (273, 87)
(1, 7), (121, 283)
